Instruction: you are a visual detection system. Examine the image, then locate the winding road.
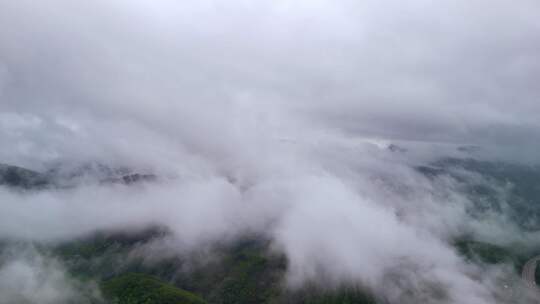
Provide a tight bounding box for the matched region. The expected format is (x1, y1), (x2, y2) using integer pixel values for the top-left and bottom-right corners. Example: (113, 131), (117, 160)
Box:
(522, 256), (540, 289)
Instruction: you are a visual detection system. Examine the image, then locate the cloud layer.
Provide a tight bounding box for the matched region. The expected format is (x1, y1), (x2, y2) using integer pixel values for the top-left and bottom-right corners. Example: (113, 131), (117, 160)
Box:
(1, 1), (539, 303)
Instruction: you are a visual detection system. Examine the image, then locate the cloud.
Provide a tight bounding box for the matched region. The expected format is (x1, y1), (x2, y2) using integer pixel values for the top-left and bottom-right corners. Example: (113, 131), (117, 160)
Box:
(0, 245), (102, 304)
(0, 0), (539, 303)
(1, 0), (539, 152)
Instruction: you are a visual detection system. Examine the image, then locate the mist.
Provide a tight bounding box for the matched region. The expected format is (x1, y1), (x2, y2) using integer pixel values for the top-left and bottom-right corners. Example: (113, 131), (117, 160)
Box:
(0, 244), (102, 304)
(1, 1), (540, 303)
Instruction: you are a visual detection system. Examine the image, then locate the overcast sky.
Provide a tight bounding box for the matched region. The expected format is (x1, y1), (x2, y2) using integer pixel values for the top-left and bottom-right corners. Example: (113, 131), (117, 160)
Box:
(1, 0), (540, 167)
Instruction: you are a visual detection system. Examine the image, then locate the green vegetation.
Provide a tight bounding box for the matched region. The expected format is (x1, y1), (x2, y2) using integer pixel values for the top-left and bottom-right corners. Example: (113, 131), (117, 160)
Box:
(454, 239), (516, 265)
(52, 228), (168, 280)
(282, 287), (378, 304)
(195, 239), (285, 304)
(426, 158), (540, 231)
(453, 238), (539, 276)
(48, 230), (378, 304)
(303, 292), (377, 304)
(101, 273), (207, 304)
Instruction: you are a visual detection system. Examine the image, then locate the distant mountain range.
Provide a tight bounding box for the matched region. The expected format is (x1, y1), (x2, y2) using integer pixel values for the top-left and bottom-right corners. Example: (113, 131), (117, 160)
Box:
(0, 163), (156, 189)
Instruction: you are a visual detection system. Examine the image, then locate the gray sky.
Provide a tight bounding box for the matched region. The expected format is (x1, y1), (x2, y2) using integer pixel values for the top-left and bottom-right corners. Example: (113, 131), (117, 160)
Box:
(1, 0), (540, 162)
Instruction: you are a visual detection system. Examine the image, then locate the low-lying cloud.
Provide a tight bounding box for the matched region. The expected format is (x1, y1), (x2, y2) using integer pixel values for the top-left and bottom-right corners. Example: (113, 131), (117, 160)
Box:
(1, 1), (540, 303)
(0, 245), (102, 304)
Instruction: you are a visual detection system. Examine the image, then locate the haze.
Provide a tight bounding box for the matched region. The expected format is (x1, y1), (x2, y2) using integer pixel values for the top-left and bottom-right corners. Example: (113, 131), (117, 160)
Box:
(1, 1), (540, 304)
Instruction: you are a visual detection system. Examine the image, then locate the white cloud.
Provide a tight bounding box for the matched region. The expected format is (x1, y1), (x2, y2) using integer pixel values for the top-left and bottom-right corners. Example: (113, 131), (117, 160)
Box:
(0, 1), (539, 303)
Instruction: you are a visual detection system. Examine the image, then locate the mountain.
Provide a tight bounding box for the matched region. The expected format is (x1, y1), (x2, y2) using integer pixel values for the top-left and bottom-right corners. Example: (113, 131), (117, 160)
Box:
(0, 164), (50, 189)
